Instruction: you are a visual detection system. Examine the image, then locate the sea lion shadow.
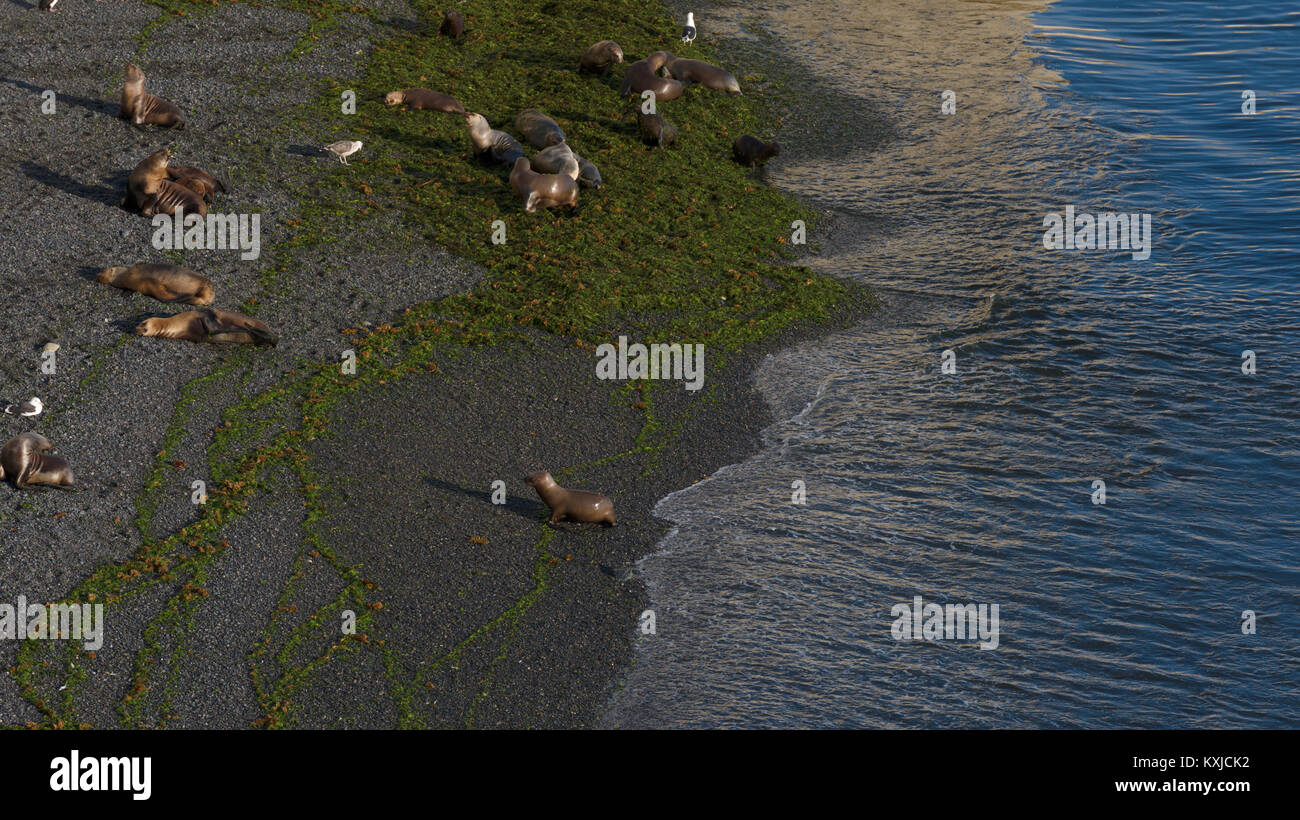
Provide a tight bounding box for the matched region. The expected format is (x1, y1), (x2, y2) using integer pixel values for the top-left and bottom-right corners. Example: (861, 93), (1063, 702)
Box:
(8, 1), (37, 10)
(19, 161), (122, 207)
(0, 77), (118, 117)
(422, 476), (538, 519)
(110, 312), (160, 334)
(76, 266), (104, 285)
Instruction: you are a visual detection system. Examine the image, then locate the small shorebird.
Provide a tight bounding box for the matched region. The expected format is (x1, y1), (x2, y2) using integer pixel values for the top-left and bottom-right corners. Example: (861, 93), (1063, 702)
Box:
(3, 397), (43, 417)
(681, 12), (697, 44)
(323, 140), (363, 165)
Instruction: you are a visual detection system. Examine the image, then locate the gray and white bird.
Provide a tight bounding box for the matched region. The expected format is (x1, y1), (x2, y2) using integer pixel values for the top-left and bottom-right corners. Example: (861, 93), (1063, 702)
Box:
(681, 12), (696, 44)
(40, 0), (59, 11)
(323, 140), (363, 165)
(3, 397), (43, 417)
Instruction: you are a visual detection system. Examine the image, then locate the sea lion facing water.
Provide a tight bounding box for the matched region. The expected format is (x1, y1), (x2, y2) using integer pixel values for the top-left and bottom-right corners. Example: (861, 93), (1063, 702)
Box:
(526, 471), (615, 526)
(97, 263), (215, 305)
(0, 433), (75, 490)
(135, 308), (277, 346)
(619, 53), (683, 101)
(384, 88), (466, 115)
(732, 135), (781, 166)
(514, 109), (566, 148)
(579, 40), (624, 74)
(119, 64), (185, 129)
(509, 158), (578, 213)
(464, 113), (524, 166)
(661, 54), (742, 93)
(637, 108), (677, 147)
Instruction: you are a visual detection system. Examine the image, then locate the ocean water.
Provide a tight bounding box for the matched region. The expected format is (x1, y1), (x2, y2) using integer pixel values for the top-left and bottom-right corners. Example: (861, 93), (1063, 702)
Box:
(605, 0), (1300, 728)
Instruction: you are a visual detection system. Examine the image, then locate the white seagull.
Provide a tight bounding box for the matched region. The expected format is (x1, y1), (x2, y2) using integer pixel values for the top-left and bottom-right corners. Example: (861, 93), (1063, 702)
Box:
(682, 12), (696, 44)
(323, 140), (363, 165)
(4, 397), (43, 417)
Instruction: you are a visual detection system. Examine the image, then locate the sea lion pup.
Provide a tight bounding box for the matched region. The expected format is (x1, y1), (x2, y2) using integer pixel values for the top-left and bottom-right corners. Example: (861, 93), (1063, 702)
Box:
(440, 10), (464, 38)
(464, 113), (524, 166)
(168, 163), (227, 203)
(514, 109), (566, 148)
(97, 263), (215, 305)
(529, 142), (580, 180)
(142, 177), (207, 217)
(575, 154), (603, 189)
(119, 64), (185, 129)
(526, 471), (615, 526)
(579, 40), (624, 74)
(136, 308), (277, 346)
(1, 433), (75, 490)
(122, 147), (171, 211)
(510, 158), (578, 213)
(619, 53), (683, 101)
(663, 55), (742, 93)
(384, 88), (466, 115)
(732, 135), (780, 166)
(637, 108), (677, 147)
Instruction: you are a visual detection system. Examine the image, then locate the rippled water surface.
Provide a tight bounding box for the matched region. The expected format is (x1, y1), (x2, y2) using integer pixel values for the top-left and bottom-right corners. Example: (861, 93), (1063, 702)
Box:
(605, 0), (1300, 728)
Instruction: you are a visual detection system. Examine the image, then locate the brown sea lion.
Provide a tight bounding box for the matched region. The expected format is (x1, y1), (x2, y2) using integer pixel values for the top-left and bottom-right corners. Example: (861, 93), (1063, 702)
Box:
(732, 135), (781, 166)
(579, 40), (624, 74)
(526, 471), (615, 526)
(529, 142), (580, 180)
(1, 433), (75, 490)
(384, 88), (466, 114)
(122, 148), (171, 212)
(575, 154), (603, 189)
(637, 108), (677, 147)
(142, 179), (207, 217)
(168, 164), (227, 202)
(135, 308), (277, 346)
(663, 55), (742, 93)
(97, 263), (215, 305)
(464, 113), (524, 166)
(119, 64), (185, 129)
(619, 53), (683, 101)
(514, 109), (566, 148)
(440, 10), (464, 38)
(509, 158), (578, 213)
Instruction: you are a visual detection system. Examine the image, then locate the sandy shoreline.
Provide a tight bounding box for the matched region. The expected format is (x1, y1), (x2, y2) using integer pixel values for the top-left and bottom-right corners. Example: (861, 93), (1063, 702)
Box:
(0, 0), (887, 728)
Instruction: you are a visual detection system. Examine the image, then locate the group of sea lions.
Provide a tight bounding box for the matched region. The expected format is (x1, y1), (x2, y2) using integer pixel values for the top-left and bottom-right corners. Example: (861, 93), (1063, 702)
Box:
(121, 146), (226, 218)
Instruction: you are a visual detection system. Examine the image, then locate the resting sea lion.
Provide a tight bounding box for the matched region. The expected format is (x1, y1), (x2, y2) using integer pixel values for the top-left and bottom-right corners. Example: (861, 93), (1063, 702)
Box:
(97, 263), (215, 305)
(1, 433), (75, 490)
(509, 158), (578, 213)
(579, 40), (624, 74)
(732, 135), (780, 166)
(142, 179), (207, 217)
(122, 147), (171, 211)
(663, 55), (742, 93)
(135, 308), (278, 346)
(575, 154), (603, 189)
(168, 164), (227, 202)
(119, 64), (185, 129)
(619, 53), (683, 101)
(384, 88), (466, 115)
(464, 113), (524, 166)
(637, 108), (676, 147)
(515, 109), (566, 148)
(440, 10), (464, 38)
(529, 142), (580, 180)
(526, 471), (615, 526)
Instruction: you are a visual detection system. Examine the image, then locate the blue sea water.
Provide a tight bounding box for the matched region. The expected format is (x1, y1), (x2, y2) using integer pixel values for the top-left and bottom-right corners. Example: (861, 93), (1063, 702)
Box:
(605, 0), (1300, 727)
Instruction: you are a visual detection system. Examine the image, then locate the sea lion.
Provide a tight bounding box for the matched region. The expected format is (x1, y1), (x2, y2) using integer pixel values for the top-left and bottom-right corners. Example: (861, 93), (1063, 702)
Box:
(1, 433), (75, 490)
(514, 109), (566, 148)
(119, 64), (185, 129)
(664, 55), (742, 93)
(135, 308), (278, 346)
(509, 158), (578, 213)
(97, 263), (215, 305)
(142, 179), (207, 217)
(529, 142), (580, 180)
(440, 10), (464, 38)
(579, 40), (624, 74)
(526, 471), (615, 526)
(464, 113), (524, 166)
(122, 147), (171, 212)
(732, 135), (780, 166)
(575, 154), (603, 189)
(384, 88), (466, 115)
(619, 53), (683, 101)
(637, 108), (676, 147)
(168, 164), (227, 202)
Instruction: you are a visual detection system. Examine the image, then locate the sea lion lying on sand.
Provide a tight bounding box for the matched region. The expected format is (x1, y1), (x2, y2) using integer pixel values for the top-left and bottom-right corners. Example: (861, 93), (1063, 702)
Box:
(97, 263), (215, 305)
(135, 308), (277, 346)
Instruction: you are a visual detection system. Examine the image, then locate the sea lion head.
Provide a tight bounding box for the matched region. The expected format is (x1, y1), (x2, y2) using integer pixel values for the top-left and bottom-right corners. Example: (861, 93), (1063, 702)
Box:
(647, 51), (674, 71)
(609, 43), (625, 64)
(96, 266), (127, 284)
(526, 471), (556, 489)
(124, 63), (144, 82)
(134, 317), (168, 337)
(384, 90), (404, 106)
